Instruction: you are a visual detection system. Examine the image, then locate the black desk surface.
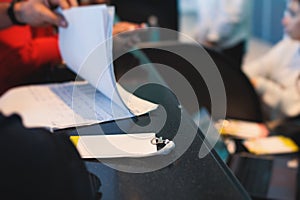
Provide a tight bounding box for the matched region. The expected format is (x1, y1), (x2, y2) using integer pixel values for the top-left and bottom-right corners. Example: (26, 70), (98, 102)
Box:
(83, 117), (250, 199)
(47, 50), (252, 199)
(20, 41), (299, 200)
(56, 84), (251, 200)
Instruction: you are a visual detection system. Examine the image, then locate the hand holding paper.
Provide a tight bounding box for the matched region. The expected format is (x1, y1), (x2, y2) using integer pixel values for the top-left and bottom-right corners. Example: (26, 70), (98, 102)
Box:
(0, 5), (157, 130)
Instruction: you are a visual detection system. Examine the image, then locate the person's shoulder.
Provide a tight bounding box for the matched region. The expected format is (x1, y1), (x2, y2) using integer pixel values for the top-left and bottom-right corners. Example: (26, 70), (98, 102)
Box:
(0, 113), (60, 148)
(264, 37), (299, 56)
(277, 37), (300, 47)
(0, 113), (77, 163)
(0, 113), (96, 199)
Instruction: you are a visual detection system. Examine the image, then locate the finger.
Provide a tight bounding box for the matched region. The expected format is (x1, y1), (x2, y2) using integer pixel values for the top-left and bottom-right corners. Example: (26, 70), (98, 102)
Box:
(58, 0), (78, 8)
(40, 6), (68, 27)
(56, 0), (70, 9)
(67, 0), (78, 7)
(49, 0), (77, 9)
(139, 23), (148, 28)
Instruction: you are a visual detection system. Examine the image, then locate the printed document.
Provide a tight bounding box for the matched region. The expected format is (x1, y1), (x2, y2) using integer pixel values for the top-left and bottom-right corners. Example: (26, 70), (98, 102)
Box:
(0, 5), (158, 130)
(0, 81), (157, 130)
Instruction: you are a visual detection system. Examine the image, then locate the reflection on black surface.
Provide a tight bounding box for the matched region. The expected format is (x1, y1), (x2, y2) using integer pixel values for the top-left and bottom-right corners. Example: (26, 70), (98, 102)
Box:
(82, 105), (250, 199)
(133, 83), (181, 139)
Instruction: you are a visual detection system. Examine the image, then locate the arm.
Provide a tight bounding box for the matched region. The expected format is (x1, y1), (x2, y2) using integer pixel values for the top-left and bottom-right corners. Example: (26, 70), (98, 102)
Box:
(0, 0), (77, 30)
(243, 39), (300, 117)
(244, 70), (300, 118)
(243, 43), (286, 102)
(0, 26), (62, 94)
(0, 3), (14, 29)
(113, 21), (146, 35)
(279, 83), (300, 116)
(242, 40), (287, 84)
(242, 54), (274, 81)
(260, 79), (300, 117)
(242, 39), (294, 95)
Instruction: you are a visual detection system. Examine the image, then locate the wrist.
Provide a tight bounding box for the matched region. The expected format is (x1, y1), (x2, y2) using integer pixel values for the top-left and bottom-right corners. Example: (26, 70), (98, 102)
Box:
(7, 0), (26, 25)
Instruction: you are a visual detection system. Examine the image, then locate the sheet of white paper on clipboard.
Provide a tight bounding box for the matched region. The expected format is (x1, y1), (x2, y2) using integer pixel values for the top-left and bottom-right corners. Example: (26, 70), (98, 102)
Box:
(70, 133), (158, 158)
(70, 133), (175, 158)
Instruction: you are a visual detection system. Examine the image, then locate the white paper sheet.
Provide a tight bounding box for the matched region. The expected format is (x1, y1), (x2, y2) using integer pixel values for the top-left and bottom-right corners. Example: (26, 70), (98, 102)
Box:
(58, 5), (129, 114)
(58, 5), (111, 73)
(70, 133), (157, 158)
(0, 5), (158, 131)
(0, 81), (157, 130)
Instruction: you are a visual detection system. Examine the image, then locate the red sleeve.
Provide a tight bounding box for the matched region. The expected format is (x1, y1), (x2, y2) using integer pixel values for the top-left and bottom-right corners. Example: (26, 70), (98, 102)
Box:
(0, 26), (62, 95)
(26, 34), (62, 67)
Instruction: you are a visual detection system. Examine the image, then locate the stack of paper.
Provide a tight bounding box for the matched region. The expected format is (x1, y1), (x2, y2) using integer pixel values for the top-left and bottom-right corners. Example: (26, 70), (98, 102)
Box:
(58, 5), (127, 111)
(0, 81), (157, 130)
(0, 5), (158, 131)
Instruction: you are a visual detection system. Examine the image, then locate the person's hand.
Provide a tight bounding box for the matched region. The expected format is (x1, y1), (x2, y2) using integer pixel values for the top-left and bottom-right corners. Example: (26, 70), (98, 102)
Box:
(250, 78), (257, 88)
(202, 40), (217, 48)
(79, 0), (109, 6)
(112, 21), (147, 56)
(113, 21), (147, 36)
(14, 0), (78, 27)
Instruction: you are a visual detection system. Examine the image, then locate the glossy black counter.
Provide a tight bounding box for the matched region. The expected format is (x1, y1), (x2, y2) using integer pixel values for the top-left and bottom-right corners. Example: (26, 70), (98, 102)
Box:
(55, 85), (251, 200)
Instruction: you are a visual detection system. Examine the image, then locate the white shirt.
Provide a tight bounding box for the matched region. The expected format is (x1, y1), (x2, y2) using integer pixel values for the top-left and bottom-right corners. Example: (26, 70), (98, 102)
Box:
(243, 38), (300, 120)
(195, 0), (252, 49)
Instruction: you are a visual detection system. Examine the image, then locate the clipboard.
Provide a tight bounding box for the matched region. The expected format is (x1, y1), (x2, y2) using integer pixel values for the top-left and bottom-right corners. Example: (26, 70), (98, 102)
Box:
(70, 133), (175, 159)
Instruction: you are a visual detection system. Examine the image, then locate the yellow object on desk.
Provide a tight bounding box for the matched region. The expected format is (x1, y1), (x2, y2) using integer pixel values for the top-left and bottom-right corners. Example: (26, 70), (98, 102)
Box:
(215, 119), (269, 139)
(243, 135), (299, 155)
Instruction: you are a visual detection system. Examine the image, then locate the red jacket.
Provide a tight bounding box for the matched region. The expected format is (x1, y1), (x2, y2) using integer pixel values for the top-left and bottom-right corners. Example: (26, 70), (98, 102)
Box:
(0, 2), (61, 95)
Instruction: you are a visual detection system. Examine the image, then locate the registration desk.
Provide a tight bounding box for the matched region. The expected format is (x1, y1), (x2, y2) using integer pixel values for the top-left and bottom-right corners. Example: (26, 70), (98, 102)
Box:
(55, 82), (251, 200)
(50, 41), (252, 199)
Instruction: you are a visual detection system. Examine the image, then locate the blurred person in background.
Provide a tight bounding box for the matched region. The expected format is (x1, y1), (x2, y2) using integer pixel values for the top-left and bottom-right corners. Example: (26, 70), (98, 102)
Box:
(194, 0), (252, 69)
(242, 0), (300, 121)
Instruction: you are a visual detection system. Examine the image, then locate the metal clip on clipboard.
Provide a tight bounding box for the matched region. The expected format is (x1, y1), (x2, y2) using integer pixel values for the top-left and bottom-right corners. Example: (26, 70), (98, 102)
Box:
(150, 137), (175, 156)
